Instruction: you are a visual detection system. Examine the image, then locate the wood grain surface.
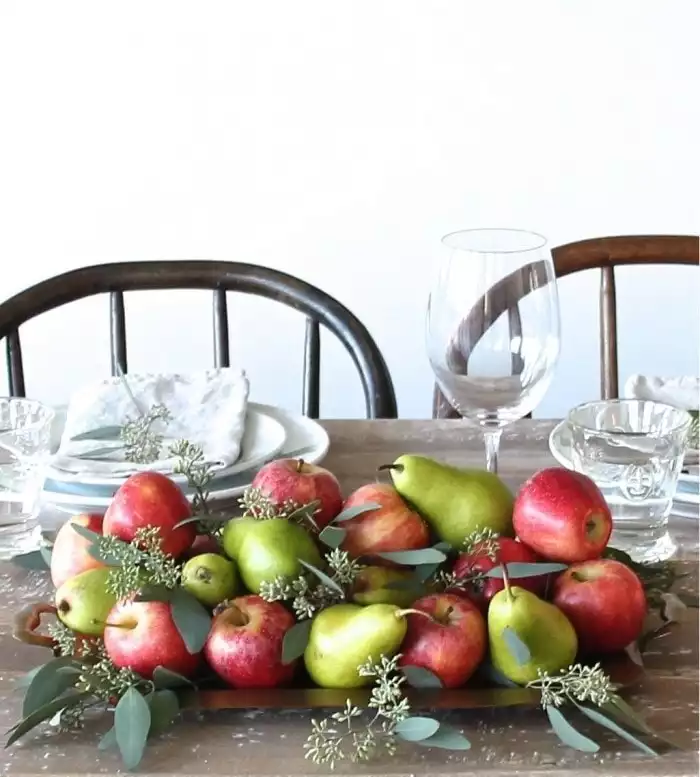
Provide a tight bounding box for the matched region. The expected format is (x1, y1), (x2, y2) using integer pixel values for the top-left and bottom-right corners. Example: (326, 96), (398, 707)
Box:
(0, 419), (697, 776)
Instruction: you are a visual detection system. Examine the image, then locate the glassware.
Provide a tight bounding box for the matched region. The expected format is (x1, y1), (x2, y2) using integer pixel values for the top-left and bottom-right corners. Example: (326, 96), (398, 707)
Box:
(426, 228), (561, 473)
(0, 398), (54, 559)
(568, 398), (691, 562)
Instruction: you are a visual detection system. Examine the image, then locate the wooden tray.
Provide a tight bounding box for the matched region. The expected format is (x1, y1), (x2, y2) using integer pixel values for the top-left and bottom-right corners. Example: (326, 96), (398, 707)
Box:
(14, 602), (645, 711)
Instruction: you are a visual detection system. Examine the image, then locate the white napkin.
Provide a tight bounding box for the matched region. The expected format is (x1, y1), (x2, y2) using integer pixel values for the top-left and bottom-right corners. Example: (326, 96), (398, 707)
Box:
(53, 368), (250, 477)
(624, 374), (699, 411)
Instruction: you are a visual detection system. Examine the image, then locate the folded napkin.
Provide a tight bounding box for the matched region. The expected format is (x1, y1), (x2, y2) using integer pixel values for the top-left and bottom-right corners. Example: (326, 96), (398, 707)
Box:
(624, 374), (699, 452)
(53, 368), (250, 477)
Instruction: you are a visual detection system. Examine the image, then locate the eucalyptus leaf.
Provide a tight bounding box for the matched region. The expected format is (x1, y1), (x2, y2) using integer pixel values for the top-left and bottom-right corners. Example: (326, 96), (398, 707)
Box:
(136, 585), (175, 602)
(6, 690), (92, 747)
(115, 687), (152, 770)
(332, 503), (381, 523)
(70, 523), (124, 566)
(432, 541), (454, 553)
(376, 548), (447, 566)
(147, 689), (180, 736)
(502, 626), (530, 666)
(281, 619), (312, 664)
(11, 550), (49, 570)
(70, 523), (103, 546)
(153, 666), (196, 690)
(603, 698), (680, 749)
(170, 588), (212, 654)
(575, 703), (658, 756)
(415, 563), (441, 582)
(385, 578), (426, 593)
(174, 511), (232, 529)
(70, 425), (123, 442)
(15, 664), (45, 689)
(415, 724), (471, 750)
(22, 657), (86, 717)
(400, 665), (443, 689)
(546, 704), (599, 752)
(98, 726), (118, 751)
(484, 562), (568, 579)
(298, 559), (345, 596)
(74, 445), (125, 460)
(394, 715), (440, 742)
(317, 525), (346, 549)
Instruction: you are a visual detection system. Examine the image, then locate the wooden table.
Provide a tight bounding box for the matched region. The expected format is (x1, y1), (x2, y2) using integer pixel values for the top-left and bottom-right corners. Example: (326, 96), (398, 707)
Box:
(0, 419), (697, 776)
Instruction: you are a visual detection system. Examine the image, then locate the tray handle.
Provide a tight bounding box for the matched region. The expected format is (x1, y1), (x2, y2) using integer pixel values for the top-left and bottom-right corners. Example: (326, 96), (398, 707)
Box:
(13, 602), (59, 651)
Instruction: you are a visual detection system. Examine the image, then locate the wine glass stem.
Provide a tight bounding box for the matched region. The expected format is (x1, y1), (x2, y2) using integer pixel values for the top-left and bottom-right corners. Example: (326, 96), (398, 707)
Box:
(483, 429), (502, 474)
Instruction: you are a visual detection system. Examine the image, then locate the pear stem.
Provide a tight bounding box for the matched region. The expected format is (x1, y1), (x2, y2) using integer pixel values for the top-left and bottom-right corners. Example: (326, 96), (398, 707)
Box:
(377, 464), (403, 474)
(98, 620), (134, 630)
(394, 608), (436, 623)
(501, 563), (514, 602)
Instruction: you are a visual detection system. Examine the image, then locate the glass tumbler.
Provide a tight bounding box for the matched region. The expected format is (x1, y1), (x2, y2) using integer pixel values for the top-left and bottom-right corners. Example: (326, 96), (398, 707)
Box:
(0, 398), (55, 559)
(568, 399), (691, 562)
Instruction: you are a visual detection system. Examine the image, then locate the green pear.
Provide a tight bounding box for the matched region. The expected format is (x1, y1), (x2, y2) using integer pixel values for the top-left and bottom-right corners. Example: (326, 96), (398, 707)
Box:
(488, 583), (578, 685)
(181, 553), (239, 607)
(236, 518), (323, 593)
(304, 603), (408, 688)
(382, 454), (514, 547)
(221, 516), (258, 560)
(350, 566), (423, 608)
(55, 567), (118, 637)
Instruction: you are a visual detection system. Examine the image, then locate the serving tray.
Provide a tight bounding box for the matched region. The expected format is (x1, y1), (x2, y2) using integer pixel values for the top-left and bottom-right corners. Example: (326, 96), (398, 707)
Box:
(14, 602), (644, 711)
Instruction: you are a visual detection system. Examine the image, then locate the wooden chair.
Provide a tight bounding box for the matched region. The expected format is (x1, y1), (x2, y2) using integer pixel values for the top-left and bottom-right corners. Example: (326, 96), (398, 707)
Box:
(0, 261), (398, 419)
(433, 235), (699, 418)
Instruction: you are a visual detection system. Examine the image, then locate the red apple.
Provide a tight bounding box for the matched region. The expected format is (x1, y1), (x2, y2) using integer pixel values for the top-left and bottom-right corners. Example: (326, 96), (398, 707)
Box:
(204, 595), (297, 688)
(451, 537), (548, 612)
(398, 593), (487, 688)
(340, 483), (430, 559)
(50, 513), (105, 588)
(251, 458), (343, 529)
(103, 471), (195, 558)
(513, 468), (612, 563)
(103, 599), (201, 679)
(553, 559), (647, 654)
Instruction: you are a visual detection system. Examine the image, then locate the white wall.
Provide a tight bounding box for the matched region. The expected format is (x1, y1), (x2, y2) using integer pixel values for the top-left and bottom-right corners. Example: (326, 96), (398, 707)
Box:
(0, 1), (698, 419)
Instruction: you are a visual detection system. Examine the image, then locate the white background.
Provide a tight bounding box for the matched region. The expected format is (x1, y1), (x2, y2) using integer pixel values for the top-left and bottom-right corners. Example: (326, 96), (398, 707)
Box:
(0, 1), (698, 418)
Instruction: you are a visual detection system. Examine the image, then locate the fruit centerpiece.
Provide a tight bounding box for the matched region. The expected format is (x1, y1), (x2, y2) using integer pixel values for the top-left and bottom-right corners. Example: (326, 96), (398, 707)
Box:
(8, 436), (692, 771)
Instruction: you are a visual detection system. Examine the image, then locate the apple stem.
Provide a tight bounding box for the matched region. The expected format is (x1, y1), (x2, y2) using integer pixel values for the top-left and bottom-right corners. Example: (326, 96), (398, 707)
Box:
(394, 608), (436, 623)
(501, 563), (514, 601)
(97, 620), (134, 630)
(296, 459), (305, 473)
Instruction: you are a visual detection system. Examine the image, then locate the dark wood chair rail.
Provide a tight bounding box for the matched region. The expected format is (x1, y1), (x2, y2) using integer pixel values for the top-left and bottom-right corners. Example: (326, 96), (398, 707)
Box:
(0, 261), (398, 419)
(433, 234), (699, 419)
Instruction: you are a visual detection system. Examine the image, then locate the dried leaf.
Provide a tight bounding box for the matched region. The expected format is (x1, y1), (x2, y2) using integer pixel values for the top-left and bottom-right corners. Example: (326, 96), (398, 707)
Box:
(170, 588), (212, 654)
(115, 687), (152, 770)
(394, 716), (440, 742)
(332, 503), (381, 523)
(401, 665), (443, 688)
(298, 560), (344, 596)
(281, 620), (312, 664)
(502, 626), (530, 666)
(546, 704), (599, 752)
(317, 525), (346, 549)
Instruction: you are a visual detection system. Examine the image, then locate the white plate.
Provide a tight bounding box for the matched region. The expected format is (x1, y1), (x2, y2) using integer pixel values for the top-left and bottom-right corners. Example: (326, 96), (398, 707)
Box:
(549, 420), (700, 507)
(41, 403), (330, 513)
(46, 405), (287, 487)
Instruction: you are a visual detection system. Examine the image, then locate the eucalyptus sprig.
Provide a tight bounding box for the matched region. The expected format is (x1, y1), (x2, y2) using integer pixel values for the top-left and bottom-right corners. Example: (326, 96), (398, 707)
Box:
(169, 439), (215, 515)
(304, 654), (470, 768)
(527, 663), (614, 708)
(121, 404), (172, 464)
(238, 486), (320, 531)
(461, 526), (500, 560)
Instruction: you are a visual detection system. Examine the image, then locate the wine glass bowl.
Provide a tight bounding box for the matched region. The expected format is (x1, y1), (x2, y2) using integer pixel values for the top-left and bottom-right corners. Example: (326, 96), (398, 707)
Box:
(427, 228), (561, 472)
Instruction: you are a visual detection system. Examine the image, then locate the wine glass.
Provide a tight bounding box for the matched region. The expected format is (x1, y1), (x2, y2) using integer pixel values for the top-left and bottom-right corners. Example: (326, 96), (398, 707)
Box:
(426, 228), (561, 473)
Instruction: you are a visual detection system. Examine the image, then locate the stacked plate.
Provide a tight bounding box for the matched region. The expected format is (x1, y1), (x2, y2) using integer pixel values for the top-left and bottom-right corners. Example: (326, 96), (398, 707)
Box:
(548, 420), (699, 518)
(42, 403), (330, 515)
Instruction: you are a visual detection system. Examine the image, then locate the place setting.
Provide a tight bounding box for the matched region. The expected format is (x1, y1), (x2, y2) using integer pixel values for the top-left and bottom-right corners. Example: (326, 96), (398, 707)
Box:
(41, 367), (330, 514)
